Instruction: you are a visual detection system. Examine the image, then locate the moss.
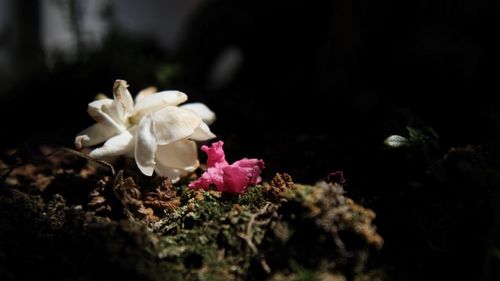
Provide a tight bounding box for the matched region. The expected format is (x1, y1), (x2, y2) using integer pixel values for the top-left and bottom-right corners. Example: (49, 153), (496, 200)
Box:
(0, 149), (383, 281)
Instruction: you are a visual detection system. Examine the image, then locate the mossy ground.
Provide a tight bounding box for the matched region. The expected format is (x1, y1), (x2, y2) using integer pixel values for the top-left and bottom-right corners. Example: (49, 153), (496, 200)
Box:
(0, 147), (383, 281)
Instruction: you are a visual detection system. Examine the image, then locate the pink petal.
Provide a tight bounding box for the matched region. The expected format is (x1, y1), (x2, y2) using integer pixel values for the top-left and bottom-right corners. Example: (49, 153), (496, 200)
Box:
(188, 167), (224, 190)
(221, 165), (250, 193)
(232, 158), (265, 186)
(232, 158), (265, 170)
(189, 141), (265, 194)
(201, 140), (228, 168)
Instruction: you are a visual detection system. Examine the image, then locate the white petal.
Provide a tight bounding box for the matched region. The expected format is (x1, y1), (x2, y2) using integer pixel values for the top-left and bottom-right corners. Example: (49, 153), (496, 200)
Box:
(190, 122), (216, 141)
(75, 123), (117, 149)
(95, 93), (109, 100)
(88, 99), (127, 132)
(151, 106), (202, 146)
(180, 103), (216, 125)
(89, 126), (136, 158)
(113, 79), (134, 113)
(134, 86), (157, 103)
(135, 115), (157, 176)
(134, 91), (188, 114)
(156, 140), (199, 172)
(87, 98), (113, 120)
(154, 162), (182, 183)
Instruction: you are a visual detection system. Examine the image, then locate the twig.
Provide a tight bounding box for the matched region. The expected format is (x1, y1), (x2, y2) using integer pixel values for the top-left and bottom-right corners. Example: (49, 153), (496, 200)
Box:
(1, 143), (43, 180)
(237, 203), (273, 273)
(1, 145), (71, 181)
(57, 147), (115, 176)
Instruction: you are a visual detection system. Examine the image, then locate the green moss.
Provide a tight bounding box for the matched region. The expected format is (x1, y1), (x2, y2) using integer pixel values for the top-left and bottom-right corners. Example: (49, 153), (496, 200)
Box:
(0, 155), (383, 281)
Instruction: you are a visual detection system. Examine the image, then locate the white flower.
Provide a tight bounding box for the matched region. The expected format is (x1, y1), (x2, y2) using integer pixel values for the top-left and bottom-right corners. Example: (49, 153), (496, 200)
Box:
(75, 79), (216, 182)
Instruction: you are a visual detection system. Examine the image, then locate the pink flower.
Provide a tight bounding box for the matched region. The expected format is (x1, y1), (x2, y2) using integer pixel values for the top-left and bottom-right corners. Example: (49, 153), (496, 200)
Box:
(189, 141), (265, 194)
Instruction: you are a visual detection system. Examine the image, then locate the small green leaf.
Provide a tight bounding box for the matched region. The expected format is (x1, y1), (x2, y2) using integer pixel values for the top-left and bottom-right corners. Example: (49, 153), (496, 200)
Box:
(384, 135), (409, 148)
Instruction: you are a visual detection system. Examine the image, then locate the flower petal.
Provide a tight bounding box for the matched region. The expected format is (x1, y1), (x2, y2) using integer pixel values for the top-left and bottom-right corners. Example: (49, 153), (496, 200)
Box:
(189, 141), (264, 194)
(188, 167), (224, 190)
(180, 103), (216, 125)
(134, 91), (188, 114)
(87, 99), (127, 132)
(190, 122), (216, 141)
(135, 115), (157, 176)
(87, 98), (112, 119)
(113, 79), (134, 113)
(156, 140), (199, 172)
(154, 162), (182, 183)
(89, 126), (136, 158)
(221, 165), (250, 193)
(134, 86), (157, 103)
(151, 106), (202, 146)
(75, 122), (118, 149)
(232, 158), (265, 185)
(201, 141), (227, 167)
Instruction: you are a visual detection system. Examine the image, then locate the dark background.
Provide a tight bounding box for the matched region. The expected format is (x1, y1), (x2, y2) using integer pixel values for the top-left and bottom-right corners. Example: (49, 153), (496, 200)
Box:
(1, 0), (500, 280)
(1, 0), (499, 176)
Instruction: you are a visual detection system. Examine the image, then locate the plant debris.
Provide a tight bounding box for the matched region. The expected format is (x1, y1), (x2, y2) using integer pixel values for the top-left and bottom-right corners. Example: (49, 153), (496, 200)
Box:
(0, 146), (383, 281)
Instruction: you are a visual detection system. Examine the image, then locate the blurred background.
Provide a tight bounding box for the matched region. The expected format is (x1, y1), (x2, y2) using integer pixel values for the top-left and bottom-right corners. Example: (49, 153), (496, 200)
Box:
(1, 0), (499, 182)
(1, 0), (500, 177)
(2, 0), (500, 279)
